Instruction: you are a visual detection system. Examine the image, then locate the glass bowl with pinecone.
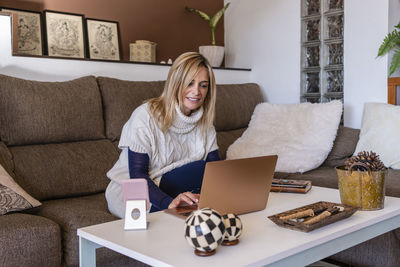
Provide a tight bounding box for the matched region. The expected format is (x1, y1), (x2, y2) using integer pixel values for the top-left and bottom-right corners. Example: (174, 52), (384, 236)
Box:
(336, 151), (387, 210)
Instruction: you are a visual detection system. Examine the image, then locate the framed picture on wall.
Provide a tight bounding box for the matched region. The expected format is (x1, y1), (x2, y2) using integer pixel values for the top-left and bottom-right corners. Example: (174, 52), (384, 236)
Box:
(44, 10), (85, 58)
(1, 7), (43, 56)
(86, 18), (121, 61)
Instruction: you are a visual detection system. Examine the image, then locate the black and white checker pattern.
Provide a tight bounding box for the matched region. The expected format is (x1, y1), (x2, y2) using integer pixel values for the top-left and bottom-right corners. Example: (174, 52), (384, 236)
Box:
(222, 213), (243, 241)
(184, 208), (226, 252)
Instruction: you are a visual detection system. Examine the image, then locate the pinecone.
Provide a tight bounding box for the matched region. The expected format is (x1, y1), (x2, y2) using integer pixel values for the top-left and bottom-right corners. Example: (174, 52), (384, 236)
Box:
(345, 151), (386, 171)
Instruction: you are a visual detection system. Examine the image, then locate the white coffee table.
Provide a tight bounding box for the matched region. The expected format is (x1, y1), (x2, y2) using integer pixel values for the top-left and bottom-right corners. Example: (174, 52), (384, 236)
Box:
(78, 186), (400, 267)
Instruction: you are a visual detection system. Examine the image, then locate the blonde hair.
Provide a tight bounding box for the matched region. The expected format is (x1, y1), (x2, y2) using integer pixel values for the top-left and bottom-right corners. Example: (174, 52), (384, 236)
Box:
(147, 52), (216, 133)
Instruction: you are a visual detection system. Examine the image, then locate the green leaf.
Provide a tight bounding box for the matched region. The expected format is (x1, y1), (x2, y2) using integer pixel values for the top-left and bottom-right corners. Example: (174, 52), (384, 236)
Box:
(185, 6), (210, 21)
(389, 49), (400, 76)
(185, 3), (230, 45)
(210, 2), (230, 29)
(377, 30), (400, 57)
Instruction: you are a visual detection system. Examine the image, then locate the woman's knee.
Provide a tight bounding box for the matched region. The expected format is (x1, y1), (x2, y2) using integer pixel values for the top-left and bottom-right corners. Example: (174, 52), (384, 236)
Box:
(105, 181), (125, 218)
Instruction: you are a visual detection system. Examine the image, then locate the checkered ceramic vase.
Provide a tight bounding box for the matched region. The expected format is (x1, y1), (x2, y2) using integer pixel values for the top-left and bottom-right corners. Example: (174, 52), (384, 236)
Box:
(184, 208), (226, 255)
(222, 213), (243, 242)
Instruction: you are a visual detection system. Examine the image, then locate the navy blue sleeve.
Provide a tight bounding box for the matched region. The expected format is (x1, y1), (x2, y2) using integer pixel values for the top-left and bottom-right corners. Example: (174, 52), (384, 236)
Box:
(128, 149), (173, 210)
(206, 149), (221, 162)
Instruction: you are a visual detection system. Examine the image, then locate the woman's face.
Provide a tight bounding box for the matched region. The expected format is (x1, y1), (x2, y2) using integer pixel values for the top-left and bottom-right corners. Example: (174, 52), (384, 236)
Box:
(181, 66), (209, 116)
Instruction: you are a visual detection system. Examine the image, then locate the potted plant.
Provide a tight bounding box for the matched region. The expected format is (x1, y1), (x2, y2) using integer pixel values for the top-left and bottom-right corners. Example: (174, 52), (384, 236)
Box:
(185, 2), (230, 67)
(378, 22), (400, 76)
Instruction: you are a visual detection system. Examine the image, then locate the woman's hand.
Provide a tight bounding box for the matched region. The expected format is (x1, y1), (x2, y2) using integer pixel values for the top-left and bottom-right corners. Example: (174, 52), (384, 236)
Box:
(168, 192), (200, 209)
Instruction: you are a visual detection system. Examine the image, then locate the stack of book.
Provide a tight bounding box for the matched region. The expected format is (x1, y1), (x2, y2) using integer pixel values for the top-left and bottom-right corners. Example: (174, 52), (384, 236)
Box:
(270, 179), (312, 193)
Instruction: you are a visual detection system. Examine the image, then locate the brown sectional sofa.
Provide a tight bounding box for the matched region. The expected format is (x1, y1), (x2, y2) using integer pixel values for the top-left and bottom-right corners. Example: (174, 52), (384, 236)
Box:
(0, 73), (399, 267)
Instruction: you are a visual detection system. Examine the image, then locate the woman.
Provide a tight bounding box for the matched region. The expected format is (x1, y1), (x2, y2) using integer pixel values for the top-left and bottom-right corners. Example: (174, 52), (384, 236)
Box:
(106, 52), (220, 218)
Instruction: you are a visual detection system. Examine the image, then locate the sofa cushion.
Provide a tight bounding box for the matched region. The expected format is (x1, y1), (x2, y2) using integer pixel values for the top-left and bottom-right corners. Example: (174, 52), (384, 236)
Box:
(98, 78), (262, 140)
(216, 128), (246, 160)
(323, 126), (360, 167)
(112, 140), (120, 151)
(97, 77), (165, 141)
(0, 164), (41, 215)
(0, 141), (14, 177)
(278, 166), (339, 190)
(0, 213), (61, 267)
(95, 249), (150, 267)
(329, 230), (400, 267)
(386, 169), (400, 198)
(10, 140), (118, 201)
(215, 83), (263, 131)
(0, 75), (105, 146)
(32, 193), (143, 267)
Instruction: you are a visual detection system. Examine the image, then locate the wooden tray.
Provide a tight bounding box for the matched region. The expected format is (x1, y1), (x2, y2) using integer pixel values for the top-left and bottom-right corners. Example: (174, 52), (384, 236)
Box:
(268, 201), (358, 232)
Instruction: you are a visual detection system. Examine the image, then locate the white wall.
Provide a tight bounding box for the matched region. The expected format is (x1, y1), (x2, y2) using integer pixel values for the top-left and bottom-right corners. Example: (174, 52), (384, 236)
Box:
(0, 14), (250, 84)
(225, 0), (394, 129)
(225, 0), (301, 104)
(343, 0), (389, 128)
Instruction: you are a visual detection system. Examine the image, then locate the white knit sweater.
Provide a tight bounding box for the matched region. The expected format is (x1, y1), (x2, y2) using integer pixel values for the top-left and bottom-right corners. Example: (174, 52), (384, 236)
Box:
(107, 103), (218, 185)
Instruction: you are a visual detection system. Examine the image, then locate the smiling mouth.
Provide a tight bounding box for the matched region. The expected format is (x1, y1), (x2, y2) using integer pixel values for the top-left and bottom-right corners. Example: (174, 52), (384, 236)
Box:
(186, 97), (200, 102)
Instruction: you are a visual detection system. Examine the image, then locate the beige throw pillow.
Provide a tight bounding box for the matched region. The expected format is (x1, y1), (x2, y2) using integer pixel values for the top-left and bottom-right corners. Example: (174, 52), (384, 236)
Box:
(0, 164), (41, 215)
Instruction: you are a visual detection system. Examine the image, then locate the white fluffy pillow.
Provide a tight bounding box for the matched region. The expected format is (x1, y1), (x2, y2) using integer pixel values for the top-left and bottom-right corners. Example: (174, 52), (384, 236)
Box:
(227, 101), (342, 173)
(353, 102), (400, 169)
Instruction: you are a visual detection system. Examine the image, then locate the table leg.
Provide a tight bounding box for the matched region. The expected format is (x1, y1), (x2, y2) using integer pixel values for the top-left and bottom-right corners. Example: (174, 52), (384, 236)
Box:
(79, 236), (102, 267)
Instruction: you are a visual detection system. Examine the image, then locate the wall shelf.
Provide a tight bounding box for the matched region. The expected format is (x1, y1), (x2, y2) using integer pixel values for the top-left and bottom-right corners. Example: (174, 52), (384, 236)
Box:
(12, 53), (251, 72)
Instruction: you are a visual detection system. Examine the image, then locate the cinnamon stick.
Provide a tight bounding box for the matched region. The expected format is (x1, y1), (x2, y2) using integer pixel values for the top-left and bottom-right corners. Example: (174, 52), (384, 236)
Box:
(303, 210), (331, 225)
(279, 209), (314, 220)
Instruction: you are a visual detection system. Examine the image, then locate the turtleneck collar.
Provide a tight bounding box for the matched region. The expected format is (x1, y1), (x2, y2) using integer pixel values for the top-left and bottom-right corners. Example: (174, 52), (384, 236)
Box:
(169, 105), (203, 134)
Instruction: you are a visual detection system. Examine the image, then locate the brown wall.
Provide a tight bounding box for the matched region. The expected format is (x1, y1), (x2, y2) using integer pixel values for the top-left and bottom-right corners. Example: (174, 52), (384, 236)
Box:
(0, 0), (224, 62)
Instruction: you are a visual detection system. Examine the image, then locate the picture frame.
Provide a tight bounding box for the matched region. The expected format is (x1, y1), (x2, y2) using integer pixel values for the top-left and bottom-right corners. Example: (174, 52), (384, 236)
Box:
(1, 7), (43, 56)
(44, 10), (85, 58)
(85, 18), (121, 61)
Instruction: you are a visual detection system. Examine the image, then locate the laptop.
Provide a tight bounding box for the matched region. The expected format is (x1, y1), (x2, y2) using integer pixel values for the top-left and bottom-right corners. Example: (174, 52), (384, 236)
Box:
(164, 155), (278, 218)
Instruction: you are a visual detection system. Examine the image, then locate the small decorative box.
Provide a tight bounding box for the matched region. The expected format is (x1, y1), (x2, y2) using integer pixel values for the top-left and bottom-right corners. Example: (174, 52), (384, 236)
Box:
(129, 40), (156, 63)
